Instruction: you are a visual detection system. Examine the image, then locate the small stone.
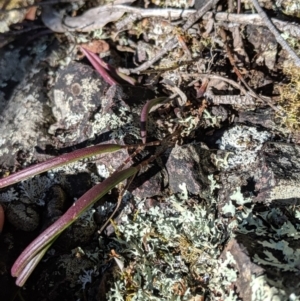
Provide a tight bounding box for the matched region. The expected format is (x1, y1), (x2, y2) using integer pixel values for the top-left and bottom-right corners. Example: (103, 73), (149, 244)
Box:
(6, 198), (39, 231)
(165, 143), (216, 194)
(254, 143), (300, 204)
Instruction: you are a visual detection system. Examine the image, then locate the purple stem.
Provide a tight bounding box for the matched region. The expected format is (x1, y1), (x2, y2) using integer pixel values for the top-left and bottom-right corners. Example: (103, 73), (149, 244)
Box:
(11, 165), (138, 281)
(15, 239), (55, 287)
(81, 47), (136, 85)
(80, 47), (118, 86)
(140, 97), (167, 144)
(0, 144), (125, 189)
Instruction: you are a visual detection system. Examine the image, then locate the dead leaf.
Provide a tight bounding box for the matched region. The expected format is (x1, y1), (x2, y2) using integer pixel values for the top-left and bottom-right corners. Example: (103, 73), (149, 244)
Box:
(25, 6), (37, 21)
(42, 0), (136, 33)
(80, 40), (110, 54)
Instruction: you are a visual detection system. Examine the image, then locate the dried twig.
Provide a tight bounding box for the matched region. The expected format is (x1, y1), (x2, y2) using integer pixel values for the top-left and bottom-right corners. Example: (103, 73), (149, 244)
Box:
(251, 0), (300, 67)
(211, 13), (300, 39)
(182, 0), (219, 31)
(119, 0), (218, 74)
(119, 37), (178, 75)
(205, 93), (256, 106)
(187, 73), (256, 106)
(219, 27), (282, 114)
(187, 73), (250, 96)
(4, 1), (300, 39)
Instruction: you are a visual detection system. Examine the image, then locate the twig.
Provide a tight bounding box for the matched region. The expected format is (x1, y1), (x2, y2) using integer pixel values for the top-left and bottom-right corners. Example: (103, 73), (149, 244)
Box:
(165, 85), (187, 106)
(97, 174), (135, 235)
(205, 93), (256, 106)
(138, 57), (201, 74)
(187, 73), (250, 96)
(119, 0), (218, 74)
(219, 27), (283, 114)
(182, 0), (218, 31)
(251, 0), (300, 67)
(210, 13), (300, 39)
(118, 37), (177, 75)
(108, 5), (196, 19)
(34, 3), (300, 39)
(187, 73), (256, 106)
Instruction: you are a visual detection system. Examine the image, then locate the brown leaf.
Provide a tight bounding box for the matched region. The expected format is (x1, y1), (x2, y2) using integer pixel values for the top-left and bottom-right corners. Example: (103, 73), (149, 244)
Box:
(25, 6), (38, 21)
(80, 40), (110, 54)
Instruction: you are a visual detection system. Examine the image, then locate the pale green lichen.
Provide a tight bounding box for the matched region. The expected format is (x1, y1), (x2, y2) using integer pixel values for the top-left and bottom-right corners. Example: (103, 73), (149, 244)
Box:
(81, 78), (102, 102)
(0, 187), (18, 202)
(235, 197), (300, 298)
(251, 274), (287, 301)
(216, 125), (271, 170)
(92, 105), (140, 140)
(222, 187), (253, 216)
(105, 187), (238, 301)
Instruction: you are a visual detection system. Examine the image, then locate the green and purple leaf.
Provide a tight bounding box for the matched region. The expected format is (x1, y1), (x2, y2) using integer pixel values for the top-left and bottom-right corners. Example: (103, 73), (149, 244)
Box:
(11, 165), (138, 285)
(81, 47), (136, 85)
(81, 46), (117, 85)
(0, 144), (125, 189)
(140, 97), (166, 143)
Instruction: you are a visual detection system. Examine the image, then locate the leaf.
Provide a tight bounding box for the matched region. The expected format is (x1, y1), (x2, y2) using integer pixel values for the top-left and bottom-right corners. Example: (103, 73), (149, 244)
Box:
(11, 166), (138, 285)
(0, 144), (125, 189)
(81, 47), (118, 86)
(140, 97), (167, 143)
(42, 0), (136, 33)
(81, 46), (136, 86)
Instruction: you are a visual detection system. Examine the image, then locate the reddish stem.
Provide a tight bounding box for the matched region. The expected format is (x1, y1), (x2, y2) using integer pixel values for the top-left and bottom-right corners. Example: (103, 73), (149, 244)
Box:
(0, 144), (125, 189)
(80, 46), (118, 86)
(11, 165), (138, 280)
(140, 97), (167, 143)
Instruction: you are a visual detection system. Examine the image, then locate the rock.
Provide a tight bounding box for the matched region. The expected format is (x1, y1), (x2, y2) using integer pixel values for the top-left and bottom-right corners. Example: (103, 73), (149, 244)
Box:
(165, 142), (216, 195)
(6, 197), (39, 231)
(49, 61), (110, 142)
(254, 143), (300, 204)
(0, 38), (59, 166)
(215, 124), (271, 171)
(221, 238), (264, 301)
(130, 162), (167, 198)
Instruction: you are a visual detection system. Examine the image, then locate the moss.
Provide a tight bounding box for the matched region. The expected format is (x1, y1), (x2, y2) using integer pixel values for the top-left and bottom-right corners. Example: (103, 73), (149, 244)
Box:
(278, 65), (300, 131)
(280, 0), (300, 18)
(0, 0), (34, 33)
(106, 190), (237, 301)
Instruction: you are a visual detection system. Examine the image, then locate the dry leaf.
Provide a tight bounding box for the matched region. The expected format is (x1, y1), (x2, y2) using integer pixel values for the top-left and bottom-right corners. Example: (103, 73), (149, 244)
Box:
(42, 0), (136, 33)
(80, 40), (110, 54)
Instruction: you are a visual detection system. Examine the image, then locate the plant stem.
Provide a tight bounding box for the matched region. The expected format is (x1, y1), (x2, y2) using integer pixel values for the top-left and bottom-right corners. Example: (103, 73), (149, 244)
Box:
(251, 0), (300, 67)
(11, 166), (138, 281)
(0, 144), (125, 189)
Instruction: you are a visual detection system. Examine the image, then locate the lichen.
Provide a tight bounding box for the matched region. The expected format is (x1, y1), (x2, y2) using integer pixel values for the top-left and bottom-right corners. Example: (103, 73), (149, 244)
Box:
(0, 187), (18, 203)
(278, 65), (300, 132)
(19, 176), (52, 206)
(251, 274), (287, 301)
(216, 125), (270, 170)
(105, 190), (238, 301)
